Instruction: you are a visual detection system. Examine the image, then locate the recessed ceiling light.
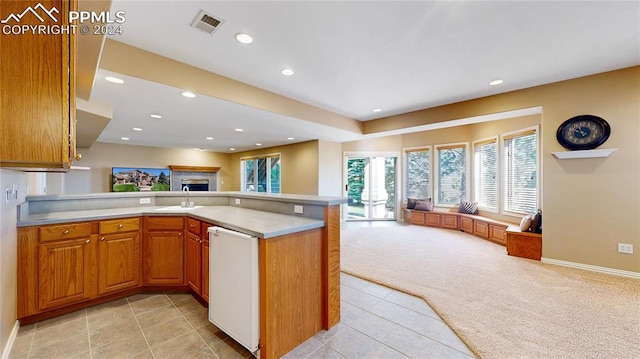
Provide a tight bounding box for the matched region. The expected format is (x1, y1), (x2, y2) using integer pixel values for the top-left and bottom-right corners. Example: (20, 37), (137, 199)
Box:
(206, 137), (214, 140)
(489, 79), (504, 86)
(287, 137), (294, 140)
(132, 127), (142, 131)
(229, 148), (236, 151)
(150, 114), (162, 119)
(182, 91), (196, 98)
(256, 143), (262, 146)
(372, 108), (382, 113)
(105, 76), (124, 84)
(281, 68), (294, 76)
(235, 33), (253, 44)
(120, 137), (129, 141)
(193, 148), (204, 152)
(235, 128), (244, 132)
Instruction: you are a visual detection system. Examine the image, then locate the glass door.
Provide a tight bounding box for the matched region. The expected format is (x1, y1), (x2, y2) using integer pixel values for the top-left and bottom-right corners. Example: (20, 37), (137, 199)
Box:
(345, 154), (397, 221)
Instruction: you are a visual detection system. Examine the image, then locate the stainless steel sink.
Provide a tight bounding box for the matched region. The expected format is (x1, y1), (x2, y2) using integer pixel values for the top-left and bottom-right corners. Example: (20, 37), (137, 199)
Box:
(154, 205), (203, 211)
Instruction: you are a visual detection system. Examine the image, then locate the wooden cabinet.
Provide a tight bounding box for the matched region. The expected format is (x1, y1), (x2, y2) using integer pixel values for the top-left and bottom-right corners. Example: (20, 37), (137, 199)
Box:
(98, 218), (141, 295)
(460, 216), (474, 234)
(38, 235), (97, 310)
(474, 221), (489, 239)
(489, 224), (508, 245)
(425, 213), (441, 227)
(441, 214), (459, 230)
(410, 211), (426, 225)
(144, 217), (185, 285)
(186, 219), (203, 294)
(0, 0), (78, 169)
(506, 230), (542, 260)
(202, 227), (210, 302)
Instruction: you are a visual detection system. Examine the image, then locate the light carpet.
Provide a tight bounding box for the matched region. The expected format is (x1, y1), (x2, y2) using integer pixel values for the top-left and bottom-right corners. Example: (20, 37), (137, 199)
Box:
(340, 224), (640, 359)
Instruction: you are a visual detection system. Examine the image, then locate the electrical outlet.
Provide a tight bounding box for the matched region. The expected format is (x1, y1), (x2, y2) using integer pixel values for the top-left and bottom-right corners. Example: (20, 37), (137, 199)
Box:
(294, 205), (304, 214)
(617, 243), (634, 254)
(235, 198), (241, 205)
(139, 197), (151, 204)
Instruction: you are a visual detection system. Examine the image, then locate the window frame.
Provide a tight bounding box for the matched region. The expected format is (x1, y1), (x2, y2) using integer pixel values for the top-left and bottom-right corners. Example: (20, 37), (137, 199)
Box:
(240, 152), (281, 193)
(501, 126), (539, 216)
(434, 142), (470, 207)
(403, 146), (432, 203)
(472, 136), (499, 213)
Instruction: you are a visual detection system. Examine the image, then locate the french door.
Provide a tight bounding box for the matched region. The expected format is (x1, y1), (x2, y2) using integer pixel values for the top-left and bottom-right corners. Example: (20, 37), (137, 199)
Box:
(345, 154), (397, 221)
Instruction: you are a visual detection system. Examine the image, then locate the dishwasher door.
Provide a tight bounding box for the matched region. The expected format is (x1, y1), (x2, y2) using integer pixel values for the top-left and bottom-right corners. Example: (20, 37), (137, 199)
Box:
(208, 226), (260, 355)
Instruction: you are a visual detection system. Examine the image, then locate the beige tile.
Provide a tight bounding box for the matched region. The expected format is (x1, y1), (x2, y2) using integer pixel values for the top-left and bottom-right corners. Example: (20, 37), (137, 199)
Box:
(325, 325), (384, 358)
(87, 304), (135, 331)
(32, 316), (88, 348)
(35, 309), (86, 331)
(349, 311), (399, 341)
(313, 323), (346, 344)
(340, 301), (365, 325)
(129, 349), (155, 359)
(397, 311), (445, 340)
(90, 330), (149, 359)
(165, 292), (195, 305)
(150, 331), (214, 359)
(89, 317), (141, 348)
(282, 336), (323, 359)
(178, 301), (211, 329)
(16, 323), (36, 337)
(368, 299), (413, 324)
(86, 298), (129, 315)
(7, 333), (32, 359)
(341, 273), (394, 299)
(340, 285), (382, 310)
(128, 294), (173, 316)
(437, 326), (475, 357)
(209, 337), (252, 359)
(428, 342), (476, 358)
(368, 343), (410, 358)
(305, 345), (345, 359)
(29, 333), (90, 359)
(135, 305), (182, 330)
(384, 290), (442, 320)
(194, 322), (229, 347)
(142, 316), (193, 347)
(382, 324), (436, 358)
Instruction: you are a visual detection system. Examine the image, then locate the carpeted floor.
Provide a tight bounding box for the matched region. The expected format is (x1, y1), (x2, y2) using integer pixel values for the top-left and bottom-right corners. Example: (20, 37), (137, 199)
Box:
(340, 224), (640, 359)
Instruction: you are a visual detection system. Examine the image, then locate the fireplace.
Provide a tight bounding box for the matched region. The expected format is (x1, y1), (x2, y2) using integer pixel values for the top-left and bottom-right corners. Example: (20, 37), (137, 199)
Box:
(182, 178), (209, 191)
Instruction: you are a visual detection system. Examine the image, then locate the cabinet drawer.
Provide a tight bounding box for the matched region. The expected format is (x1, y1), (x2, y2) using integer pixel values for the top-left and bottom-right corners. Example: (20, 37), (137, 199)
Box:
(39, 222), (92, 242)
(460, 217), (474, 233)
(489, 224), (507, 245)
(425, 213), (441, 227)
(145, 216), (184, 231)
(441, 214), (459, 229)
(187, 218), (201, 235)
(201, 222), (213, 240)
(474, 221), (489, 239)
(411, 211), (425, 225)
(99, 218), (140, 234)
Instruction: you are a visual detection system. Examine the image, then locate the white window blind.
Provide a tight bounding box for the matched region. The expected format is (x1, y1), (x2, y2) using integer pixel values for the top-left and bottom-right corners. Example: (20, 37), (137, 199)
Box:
(405, 148), (430, 199)
(436, 144), (466, 205)
(503, 130), (537, 214)
(474, 139), (498, 210)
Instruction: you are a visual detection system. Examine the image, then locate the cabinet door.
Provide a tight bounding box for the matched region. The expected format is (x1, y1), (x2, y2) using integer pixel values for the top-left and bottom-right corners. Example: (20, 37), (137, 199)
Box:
(0, 0), (76, 168)
(98, 231), (141, 295)
(474, 221), (489, 239)
(489, 224), (507, 245)
(425, 213), (441, 227)
(39, 236), (97, 310)
(186, 232), (202, 294)
(144, 230), (185, 285)
(460, 217), (474, 233)
(411, 211), (425, 225)
(441, 214), (459, 229)
(202, 238), (210, 302)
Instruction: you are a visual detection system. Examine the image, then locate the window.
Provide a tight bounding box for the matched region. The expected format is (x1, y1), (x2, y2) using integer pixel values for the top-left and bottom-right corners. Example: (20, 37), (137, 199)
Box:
(435, 144), (467, 206)
(405, 148), (430, 199)
(473, 138), (498, 210)
(503, 129), (537, 214)
(241, 154), (281, 193)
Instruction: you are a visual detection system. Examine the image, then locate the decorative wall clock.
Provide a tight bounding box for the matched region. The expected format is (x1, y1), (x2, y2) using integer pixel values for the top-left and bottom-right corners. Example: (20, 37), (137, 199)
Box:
(556, 115), (610, 150)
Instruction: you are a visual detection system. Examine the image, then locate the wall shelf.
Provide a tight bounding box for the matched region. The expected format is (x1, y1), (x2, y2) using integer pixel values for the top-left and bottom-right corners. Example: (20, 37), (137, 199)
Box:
(552, 148), (618, 159)
(168, 165), (220, 172)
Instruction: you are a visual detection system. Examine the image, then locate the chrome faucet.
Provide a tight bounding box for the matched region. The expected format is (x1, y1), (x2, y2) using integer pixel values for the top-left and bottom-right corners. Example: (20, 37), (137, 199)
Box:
(182, 186), (194, 208)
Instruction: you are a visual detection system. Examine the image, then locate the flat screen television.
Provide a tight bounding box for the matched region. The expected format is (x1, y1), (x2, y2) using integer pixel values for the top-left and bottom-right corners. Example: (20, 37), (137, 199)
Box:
(111, 167), (171, 192)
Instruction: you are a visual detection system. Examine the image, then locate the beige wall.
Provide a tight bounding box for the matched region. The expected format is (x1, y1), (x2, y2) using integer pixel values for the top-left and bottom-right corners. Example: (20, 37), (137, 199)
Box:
(74, 142), (232, 192)
(318, 140), (343, 197)
(228, 140), (320, 195)
(0, 169), (27, 356)
(363, 66), (640, 273)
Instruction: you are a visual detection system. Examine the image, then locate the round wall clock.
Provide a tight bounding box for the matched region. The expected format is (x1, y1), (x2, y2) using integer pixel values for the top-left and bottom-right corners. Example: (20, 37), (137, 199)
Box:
(556, 115), (611, 150)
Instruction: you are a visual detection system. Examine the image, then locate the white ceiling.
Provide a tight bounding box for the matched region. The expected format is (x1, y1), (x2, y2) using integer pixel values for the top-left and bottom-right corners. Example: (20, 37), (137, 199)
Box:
(91, 0), (640, 152)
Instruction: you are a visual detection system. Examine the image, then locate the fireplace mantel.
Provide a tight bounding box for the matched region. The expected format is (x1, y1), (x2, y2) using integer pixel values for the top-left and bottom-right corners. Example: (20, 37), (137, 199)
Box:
(168, 165), (221, 173)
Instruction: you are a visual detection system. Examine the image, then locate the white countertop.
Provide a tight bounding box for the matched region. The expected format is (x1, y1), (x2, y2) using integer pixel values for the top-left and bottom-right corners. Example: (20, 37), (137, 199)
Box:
(17, 205), (325, 238)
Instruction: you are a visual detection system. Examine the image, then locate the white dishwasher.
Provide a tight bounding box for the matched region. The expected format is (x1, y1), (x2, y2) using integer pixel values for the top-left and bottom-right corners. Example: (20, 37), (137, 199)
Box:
(208, 226), (260, 356)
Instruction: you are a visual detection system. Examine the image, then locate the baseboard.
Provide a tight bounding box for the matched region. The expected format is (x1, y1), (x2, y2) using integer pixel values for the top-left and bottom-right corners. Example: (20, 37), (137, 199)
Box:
(541, 257), (640, 279)
(1, 320), (20, 359)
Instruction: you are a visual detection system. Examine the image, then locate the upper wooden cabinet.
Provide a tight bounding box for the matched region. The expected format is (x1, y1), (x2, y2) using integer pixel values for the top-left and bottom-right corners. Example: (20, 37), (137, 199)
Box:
(0, 0), (78, 169)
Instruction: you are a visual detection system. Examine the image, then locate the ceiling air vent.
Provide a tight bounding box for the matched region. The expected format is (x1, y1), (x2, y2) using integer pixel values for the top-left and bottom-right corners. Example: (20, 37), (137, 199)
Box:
(191, 10), (224, 35)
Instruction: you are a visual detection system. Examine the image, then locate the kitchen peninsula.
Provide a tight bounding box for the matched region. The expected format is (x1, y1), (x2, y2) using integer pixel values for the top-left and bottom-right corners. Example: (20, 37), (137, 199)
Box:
(16, 191), (346, 359)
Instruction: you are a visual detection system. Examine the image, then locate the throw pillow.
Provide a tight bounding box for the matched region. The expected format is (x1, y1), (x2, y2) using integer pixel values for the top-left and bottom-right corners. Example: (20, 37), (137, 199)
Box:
(534, 210), (542, 233)
(407, 198), (417, 209)
(458, 200), (478, 215)
(414, 200), (433, 211)
(519, 215), (532, 232)
(529, 212), (540, 233)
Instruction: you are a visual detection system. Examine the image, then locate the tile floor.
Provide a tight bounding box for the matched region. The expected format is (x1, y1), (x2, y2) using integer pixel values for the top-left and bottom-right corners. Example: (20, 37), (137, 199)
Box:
(9, 273), (474, 359)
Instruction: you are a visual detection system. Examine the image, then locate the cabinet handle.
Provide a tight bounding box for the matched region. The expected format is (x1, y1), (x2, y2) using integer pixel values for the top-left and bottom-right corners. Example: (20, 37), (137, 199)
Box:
(178, 232), (182, 236)
(118, 224), (124, 229)
(100, 237), (105, 241)
(63, 229), (70, 235)
(74, 153), (82, 161)
(85, 239), (90, 244)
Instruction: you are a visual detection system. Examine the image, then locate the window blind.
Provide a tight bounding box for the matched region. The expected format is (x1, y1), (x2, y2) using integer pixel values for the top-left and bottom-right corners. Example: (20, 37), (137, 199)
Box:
(503, 131), (537, 214)
(474, 139), (498, 209)
(436, 145), (466, 205)
(406, 148), (430, 199)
